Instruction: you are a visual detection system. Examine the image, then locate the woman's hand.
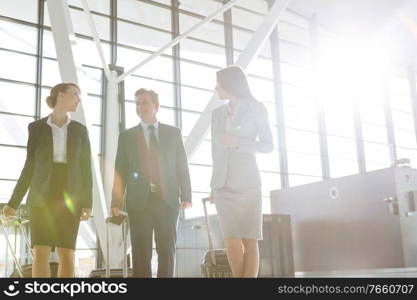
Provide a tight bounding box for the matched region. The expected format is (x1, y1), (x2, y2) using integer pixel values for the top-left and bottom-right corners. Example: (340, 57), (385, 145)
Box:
(80, 208), (92, 221)
(221, 134), (239, 149)
(2, 205), (16, 218)
(208, 191), (215, 204)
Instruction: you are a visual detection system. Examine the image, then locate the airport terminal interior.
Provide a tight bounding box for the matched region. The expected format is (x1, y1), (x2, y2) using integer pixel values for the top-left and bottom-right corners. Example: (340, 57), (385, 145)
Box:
(1, 0), (417, 277)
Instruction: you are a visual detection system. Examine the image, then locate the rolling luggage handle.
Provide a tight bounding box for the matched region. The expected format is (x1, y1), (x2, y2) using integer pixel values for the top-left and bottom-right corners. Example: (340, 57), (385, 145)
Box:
(0, 214), (33, 278)
(202, 197), (217, 265)
(105, 210), (129, 278)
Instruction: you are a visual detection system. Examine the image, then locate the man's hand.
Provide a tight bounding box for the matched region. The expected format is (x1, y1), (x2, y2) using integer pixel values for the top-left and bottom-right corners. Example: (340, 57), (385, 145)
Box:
(222, 134), (239, 149)
(180, 202), (192, 210)
(2, 205), (16, 218)
(111, 207), (120, 217)
(80, 208), (92, 221)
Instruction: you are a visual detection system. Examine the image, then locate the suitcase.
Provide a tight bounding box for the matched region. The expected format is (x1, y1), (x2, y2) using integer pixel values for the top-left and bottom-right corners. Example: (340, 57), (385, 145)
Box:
(89, 211), (130, 278)
(200, 197), (233, 278)
(1, 212), (36, 278)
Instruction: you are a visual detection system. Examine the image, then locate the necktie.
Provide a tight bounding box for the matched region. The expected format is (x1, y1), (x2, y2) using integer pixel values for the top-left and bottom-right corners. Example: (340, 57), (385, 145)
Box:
(148, 125), (161, 189)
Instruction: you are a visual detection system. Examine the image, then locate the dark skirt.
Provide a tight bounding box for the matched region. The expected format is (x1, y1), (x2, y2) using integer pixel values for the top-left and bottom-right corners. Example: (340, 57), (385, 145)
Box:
(29, 163), (81, 250)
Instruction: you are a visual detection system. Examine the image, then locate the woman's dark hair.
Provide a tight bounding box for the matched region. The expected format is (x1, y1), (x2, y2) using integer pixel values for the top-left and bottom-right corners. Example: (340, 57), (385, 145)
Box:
(46, 83), (80, 108)
(216, 65), (256, 100)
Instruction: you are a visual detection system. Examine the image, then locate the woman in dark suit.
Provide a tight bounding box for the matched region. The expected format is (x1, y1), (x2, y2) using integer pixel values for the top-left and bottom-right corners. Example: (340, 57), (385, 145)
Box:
(209, 66), (273, 277)
(2, 83), (92, 278)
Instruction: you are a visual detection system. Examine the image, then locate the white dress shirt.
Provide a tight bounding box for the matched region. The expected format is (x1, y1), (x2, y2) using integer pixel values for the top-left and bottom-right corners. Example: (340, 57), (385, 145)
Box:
(47, 114), (71, 163)
(140, 120), (160, 148)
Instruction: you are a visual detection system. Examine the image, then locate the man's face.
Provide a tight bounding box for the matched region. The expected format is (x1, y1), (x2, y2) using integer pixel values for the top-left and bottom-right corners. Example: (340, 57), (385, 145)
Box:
(136, 93), (159, 120)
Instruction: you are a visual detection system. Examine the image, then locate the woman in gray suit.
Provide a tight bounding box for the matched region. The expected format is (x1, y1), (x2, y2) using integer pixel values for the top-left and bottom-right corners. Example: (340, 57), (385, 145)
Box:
(209, 65), (273, 277)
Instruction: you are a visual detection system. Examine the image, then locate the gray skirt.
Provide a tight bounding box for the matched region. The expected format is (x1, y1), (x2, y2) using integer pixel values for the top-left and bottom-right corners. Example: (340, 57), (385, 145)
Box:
(213, 187), (263, 240)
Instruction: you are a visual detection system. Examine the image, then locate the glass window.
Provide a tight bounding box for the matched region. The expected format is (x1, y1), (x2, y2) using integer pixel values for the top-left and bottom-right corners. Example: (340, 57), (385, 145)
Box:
(288, 174), (322, 187)
(390, 94), (412, 113)
(0, 180), (16, 203)
(283, 107), (318, 131)
(389, 75), (410, 97)
(90, 124), (102, 154)
(42, 30), (57, 58)
(47, 8), (110, 41)
(181, 111), (200, 136)
(82, 95), (102, 125)
(0, 82), (35, 116)
(260, 171), (281, 197)
(396, 147), (417, 168)
(117, 20), (172, 51)
(362, 123), (388, 144)
(0, 146), (26, 180)
(285, 128), (320, 154)
(280, 63), (312, 87)
(257, 150), (280, 172)
(232, 7), (264, 31)
(282, 84), (314, 109)
(364, 142), (390, 165)
(279, 40), (310, 67)
(41, 58), (61, 87)
(180, 61), (218, 90)
(277, 22), (309, 46)
(181, 86), (213, 112)
(246, 56), (273, 79)
(366, 162), (390, 172)
(184, 191), (212, 219)
(179, 0), (223, 21)
(180, 13), (225, 45)
(82, 67), (103, 95)
(0, 114), (34, 146)
(118, 0), (171, 31)
(247, 77), (274, 102)
(180, 38), (226, 67)
(392, 111), (415, 131)
(190, 140), (212, 166)
(394, 129), (417, 149)
(124, 76), (175, 108)
(287, 152), (322, 176)
(327, 136), (357, 159)
(68, 0), (110, 15)
(0, 20), (37, 54)
(0, 50), (36, 83)
(329, 157), (359, 178)
(117, 46), (173, 82)
(74, 38), (111, 68)
(236, 0), (268, 14)
(233, 30), (271, 58)
(189, 164), (211, 192)
(158, 107), (176, 126)
(0, 0), (38, 23)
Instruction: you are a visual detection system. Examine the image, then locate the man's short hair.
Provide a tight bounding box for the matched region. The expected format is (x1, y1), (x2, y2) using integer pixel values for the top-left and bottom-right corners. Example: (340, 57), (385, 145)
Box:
(134, 88), (159, 105)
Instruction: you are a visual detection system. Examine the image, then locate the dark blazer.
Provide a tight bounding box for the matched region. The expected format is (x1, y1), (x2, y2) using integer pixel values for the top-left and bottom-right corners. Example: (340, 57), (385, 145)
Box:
(111, 123), (192, 212)
(8, 117), (92, 210)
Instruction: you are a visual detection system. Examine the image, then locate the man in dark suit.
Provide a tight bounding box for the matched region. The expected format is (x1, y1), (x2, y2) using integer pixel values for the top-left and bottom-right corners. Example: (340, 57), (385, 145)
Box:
(111, 88), (192, 278)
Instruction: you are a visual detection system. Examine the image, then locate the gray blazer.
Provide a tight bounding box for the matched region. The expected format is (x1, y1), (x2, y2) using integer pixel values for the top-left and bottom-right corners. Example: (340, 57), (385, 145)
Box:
(111, 123), (192, 212)
(210, 99), (273, 190)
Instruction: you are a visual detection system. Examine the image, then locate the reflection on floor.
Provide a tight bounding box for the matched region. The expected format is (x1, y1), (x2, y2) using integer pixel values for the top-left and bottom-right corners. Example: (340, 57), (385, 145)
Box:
(295, 268), (417, 278)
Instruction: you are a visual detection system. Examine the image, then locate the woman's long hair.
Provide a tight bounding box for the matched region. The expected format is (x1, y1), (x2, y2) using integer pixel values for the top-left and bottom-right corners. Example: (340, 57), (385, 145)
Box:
(216, 65), (256, 101)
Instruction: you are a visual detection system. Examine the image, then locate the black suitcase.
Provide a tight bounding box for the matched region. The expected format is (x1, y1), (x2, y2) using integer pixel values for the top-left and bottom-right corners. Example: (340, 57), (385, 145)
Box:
(200, 198), (233, 278)
(89, 211), (130, 278)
